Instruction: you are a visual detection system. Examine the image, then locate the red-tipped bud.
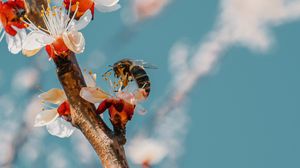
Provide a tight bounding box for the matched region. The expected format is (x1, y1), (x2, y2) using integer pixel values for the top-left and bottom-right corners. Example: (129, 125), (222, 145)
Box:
(57, 101), (71, 117)
(63, 0), (94, 20)
(0, 0), (26, 36)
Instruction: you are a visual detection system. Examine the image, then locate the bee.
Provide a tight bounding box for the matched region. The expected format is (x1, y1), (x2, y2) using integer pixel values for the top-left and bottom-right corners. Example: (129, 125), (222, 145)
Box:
(103, 59), (156, 99)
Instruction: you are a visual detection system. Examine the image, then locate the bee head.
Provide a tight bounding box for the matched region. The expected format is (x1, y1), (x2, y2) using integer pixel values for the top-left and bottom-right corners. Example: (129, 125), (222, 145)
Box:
(113, 62), (125, 77)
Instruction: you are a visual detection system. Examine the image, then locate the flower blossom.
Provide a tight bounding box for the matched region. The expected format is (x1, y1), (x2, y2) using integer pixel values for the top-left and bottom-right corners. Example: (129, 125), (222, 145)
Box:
(22, 0), (91, 58)
(127, 136), (168, 167)
(134, 0), (170, 20)
(80, 72), (145, 129)
(63, 0), (120, 20)
(0, 0), (27, 54)
(33, 72), (97, 138)
(34, 88), (75, 138)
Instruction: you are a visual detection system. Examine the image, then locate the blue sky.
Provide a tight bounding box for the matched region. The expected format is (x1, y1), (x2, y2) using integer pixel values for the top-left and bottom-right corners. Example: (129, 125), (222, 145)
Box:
(1, 0), (300, 167)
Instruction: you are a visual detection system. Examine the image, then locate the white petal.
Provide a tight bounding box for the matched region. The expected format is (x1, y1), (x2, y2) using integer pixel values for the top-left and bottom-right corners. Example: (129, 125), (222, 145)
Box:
(70, 11), (92, 31)
(19, 28), (27, 42)
(0, 24), (3, 42)
(94, 0), (119, 7)
(62, 31), (85, 54)
(5, 27), (27, 54)
(80, 87), (110, 103)
(39, 88), (66, 104)
(22, 31), (54, 51)
(95, 3), (121, 13)
(34, 109), (59, 127)
(83, 71), (97, 87)
(116, 91), (136, 104)
(46, 118), (75, 138)
(0, 30), (5, 42)
(22, 48), (41, 57)
(134, 89), (147, 102)
(6, 34), (21, 54)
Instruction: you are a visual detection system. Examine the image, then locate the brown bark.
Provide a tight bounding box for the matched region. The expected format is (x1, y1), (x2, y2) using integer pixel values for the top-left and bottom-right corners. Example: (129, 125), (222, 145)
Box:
(25, 1), (130, 167)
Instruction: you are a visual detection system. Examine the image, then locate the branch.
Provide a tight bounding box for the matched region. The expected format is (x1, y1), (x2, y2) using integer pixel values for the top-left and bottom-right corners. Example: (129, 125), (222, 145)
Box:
(25, 1), (130, 167)
(54, 52), (129, 168)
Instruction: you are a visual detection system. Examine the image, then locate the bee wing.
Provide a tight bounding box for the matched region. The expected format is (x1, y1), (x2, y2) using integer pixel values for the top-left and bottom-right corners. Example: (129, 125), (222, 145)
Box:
(132, 60), (158, 69)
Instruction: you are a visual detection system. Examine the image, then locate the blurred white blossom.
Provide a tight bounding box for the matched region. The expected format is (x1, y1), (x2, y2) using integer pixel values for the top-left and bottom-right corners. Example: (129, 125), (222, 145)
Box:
(12, 67), (39, 93)
(127, 135), (168, 166)
(122, 0), (171, 24)
(0, 96), (15, 117)
(47, 149), (69, 168)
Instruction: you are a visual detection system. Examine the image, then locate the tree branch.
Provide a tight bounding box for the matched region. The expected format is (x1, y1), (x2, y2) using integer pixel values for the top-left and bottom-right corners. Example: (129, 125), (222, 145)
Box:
(54, 52), (129, 168)
(25, 1), (129, 167)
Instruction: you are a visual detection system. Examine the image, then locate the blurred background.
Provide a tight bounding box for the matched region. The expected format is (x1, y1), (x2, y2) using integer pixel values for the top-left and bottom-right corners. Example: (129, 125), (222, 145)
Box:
(1, 0), (300, 167)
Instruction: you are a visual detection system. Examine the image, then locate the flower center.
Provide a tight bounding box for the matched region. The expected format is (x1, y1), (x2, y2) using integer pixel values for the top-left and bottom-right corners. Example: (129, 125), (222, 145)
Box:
(22, 0), (79, 37)
(52, 36), (69, 53)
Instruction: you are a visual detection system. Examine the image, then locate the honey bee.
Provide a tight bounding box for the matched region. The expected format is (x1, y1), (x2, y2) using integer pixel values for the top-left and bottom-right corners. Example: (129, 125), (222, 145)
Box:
(103, 59), (156, 99)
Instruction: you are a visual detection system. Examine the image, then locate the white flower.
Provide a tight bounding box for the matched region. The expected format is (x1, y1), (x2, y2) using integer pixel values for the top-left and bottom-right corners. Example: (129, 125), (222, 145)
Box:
(46, 118), (75, 138)
(34, 88), (75, 138)
(0, 24), (27, 54)
(33, 72), (97, 138)
(80, 72), (145, 105)
(80, 83), (142, 105)
(22, 1), (92, 57)
(94, 0), (121, 13)
(127, 136), (168, 166)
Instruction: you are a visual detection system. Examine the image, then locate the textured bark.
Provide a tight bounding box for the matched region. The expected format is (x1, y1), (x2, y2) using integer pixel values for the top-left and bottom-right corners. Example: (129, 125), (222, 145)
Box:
(25, 1), (130, 167)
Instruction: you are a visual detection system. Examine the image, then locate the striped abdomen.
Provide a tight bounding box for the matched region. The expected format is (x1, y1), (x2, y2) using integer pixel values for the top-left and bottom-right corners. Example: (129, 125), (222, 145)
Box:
(131, 66), (151, 98)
